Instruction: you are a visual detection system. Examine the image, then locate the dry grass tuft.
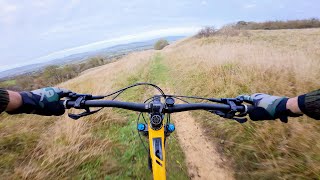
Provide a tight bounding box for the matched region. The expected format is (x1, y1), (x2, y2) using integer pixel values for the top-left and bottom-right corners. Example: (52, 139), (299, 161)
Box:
(16, 119), (110, 179)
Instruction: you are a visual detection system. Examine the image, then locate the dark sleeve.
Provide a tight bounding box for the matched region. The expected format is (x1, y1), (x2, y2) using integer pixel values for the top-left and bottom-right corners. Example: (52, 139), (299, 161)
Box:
(298, 89), (320, 120)
(0, 88), (9, 114)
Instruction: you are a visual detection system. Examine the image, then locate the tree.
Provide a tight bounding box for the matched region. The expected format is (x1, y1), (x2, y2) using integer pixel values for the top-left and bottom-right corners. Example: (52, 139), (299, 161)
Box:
(154, 39), (169, 50)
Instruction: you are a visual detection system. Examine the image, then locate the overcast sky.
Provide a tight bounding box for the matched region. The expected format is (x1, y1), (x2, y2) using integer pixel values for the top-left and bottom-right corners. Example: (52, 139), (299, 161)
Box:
(0, 0), (319, 72)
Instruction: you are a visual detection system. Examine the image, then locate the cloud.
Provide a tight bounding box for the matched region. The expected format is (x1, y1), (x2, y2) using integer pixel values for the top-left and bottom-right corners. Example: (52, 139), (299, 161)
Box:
(0, 1), (17, 13)
(0, 0), (18, 25)
(34, 27), (200, 63)
(243, 3), (256, 9)
(40, 15), (104, 38)
(63, 0), (81, 12)
(31, 0), (55, 8)
(201, 1), (207, 6)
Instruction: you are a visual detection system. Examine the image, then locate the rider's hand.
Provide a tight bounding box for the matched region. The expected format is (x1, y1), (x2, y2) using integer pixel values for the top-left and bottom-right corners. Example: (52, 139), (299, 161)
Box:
(7, 87), (71, 116)
(238, 93), (301, 123)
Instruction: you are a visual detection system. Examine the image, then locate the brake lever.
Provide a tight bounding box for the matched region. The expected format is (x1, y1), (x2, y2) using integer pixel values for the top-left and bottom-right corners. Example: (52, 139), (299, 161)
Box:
(66, 93), (105, 120)
(68, 108), (103, 120)
(208, 97), (249, 123)
(232, 117), (247, 123)
(209, 110), (248, 123)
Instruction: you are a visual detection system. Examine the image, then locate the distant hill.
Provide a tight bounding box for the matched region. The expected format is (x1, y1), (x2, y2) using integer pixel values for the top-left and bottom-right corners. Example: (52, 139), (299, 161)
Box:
(0, 36), (184, 80)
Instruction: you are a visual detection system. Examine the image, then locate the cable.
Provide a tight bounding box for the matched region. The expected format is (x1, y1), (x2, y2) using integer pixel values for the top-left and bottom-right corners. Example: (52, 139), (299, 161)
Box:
(167, 94), (221, 102)
(144, 96), (154, 103)
(136, 112), (149, 154)
(141, 113), (148, 124)
(101, 83), (166, 100)
(172, 96), (190, 104)
(166, 113), (170, 125)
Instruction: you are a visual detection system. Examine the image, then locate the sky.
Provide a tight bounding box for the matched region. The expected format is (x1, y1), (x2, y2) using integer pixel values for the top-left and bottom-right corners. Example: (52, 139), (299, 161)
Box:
(0, 0), (319, 72)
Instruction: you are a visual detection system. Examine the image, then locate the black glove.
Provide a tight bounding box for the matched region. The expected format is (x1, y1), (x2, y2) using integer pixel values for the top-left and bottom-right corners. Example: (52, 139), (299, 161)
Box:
(238, 93), (302, 123)
(7, 87), (71, 116)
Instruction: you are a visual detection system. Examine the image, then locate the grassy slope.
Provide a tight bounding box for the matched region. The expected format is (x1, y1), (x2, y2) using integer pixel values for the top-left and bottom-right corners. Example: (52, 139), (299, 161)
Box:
(0, 51), (188, 179)
(1, 28), (320, 179)
(0, 80), (16, 87)
(162, 28), (320, 179)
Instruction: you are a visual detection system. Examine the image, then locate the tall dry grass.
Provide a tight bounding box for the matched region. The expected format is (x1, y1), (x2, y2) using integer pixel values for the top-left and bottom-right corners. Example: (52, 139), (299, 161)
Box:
(0, 50), (154, 179)
(162, 28), (320, 179)
(1, 28), (320, 179)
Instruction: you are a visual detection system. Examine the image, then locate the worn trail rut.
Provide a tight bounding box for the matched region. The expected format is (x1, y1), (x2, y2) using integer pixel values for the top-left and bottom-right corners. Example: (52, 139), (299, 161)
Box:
(172, 112), (234, 180)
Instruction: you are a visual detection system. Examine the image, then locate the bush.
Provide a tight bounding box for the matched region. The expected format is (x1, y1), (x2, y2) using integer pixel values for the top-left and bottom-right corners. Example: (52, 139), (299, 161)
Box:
(154, 39), (169, 50)
(195, 26), (217, 38)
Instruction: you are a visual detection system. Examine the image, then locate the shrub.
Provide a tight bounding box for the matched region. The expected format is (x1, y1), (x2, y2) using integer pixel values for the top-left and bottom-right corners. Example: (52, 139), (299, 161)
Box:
(154, 39), (169, 50)
(195, 26), (217, 38)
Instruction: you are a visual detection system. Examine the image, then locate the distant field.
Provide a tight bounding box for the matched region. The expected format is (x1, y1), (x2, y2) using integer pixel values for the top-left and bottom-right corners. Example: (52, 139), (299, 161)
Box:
(0, 28), (320, 179)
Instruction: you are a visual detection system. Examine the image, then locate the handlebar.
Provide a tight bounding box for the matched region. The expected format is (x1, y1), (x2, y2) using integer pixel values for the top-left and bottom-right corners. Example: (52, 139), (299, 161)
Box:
(66, 100), (148, 112)
(62, 83), (255, 122)
(64, 99), (253, 114)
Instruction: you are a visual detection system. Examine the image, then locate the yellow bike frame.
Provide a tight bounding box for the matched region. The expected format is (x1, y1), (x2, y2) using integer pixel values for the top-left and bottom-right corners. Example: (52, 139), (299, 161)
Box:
(148, 123), (166, 180)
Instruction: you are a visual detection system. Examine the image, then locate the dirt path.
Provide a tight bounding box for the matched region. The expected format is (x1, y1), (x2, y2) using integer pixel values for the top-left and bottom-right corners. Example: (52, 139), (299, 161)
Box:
(172, 112), (234, 180)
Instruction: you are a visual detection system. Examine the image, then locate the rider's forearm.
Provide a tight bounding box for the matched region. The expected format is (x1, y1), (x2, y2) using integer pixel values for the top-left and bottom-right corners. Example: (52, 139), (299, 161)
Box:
(6, 90), (22, 111)
(0, 89), (22, 113)
(286, 89), (320, 120)
(286, 97), (302, 114)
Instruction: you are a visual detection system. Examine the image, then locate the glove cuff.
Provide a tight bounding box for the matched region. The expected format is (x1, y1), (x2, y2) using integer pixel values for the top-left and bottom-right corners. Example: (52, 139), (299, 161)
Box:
(0, 88), (9, 113)
(298, 90), (320, 120)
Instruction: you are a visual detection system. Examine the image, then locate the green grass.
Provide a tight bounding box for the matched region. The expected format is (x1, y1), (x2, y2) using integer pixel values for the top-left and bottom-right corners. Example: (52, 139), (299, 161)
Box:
(0, 132), (39, 175)
(148, 53), (169, 84)
(0, 79), (16, 87)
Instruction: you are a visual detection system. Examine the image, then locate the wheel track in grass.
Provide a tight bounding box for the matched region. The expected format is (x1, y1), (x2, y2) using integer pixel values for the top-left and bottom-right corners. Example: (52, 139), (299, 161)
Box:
(150, 52), (234, 179)
(171, 111), (234, 180)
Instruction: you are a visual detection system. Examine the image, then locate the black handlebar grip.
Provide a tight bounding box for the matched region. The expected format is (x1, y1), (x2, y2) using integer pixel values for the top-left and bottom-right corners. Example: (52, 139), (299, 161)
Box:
(245, 105), (254, 113)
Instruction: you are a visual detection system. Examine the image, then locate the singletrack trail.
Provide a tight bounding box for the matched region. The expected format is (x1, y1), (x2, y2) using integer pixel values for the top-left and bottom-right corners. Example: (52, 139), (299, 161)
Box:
(172, 112), (234, 180)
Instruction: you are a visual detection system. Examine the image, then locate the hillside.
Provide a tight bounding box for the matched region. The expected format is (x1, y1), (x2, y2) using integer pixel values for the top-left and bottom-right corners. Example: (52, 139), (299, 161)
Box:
(0, 36), (184, 80)
(0, 28), (320, 179)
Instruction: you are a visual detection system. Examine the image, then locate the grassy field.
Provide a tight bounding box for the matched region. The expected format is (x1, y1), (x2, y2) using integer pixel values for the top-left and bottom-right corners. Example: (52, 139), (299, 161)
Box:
(0, 28), (320, 179)
(0, 51), (189, 179)
(162, 28), (320, 179)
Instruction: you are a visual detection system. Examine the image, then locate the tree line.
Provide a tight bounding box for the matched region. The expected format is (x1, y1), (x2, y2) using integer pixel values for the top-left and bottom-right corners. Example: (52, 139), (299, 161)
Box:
(1, 56), (118, 91)
(234, 18), (320, 30)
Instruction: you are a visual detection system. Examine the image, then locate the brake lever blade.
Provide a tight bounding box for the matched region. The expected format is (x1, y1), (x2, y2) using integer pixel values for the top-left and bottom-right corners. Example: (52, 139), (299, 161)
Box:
(209, 110), (225, 117)
(209, 110), (248, 124)
(68, 108), (103, 120)
(232, 117), (247, 123)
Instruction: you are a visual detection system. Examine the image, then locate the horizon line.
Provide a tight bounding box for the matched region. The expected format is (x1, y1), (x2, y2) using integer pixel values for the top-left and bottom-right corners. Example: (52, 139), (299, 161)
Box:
(0, 27), (200, 73)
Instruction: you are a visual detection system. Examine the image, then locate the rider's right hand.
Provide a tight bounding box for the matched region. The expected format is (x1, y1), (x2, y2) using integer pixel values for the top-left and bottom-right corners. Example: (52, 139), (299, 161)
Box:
(238, 93), (302, 123)
(7, 87), (71, 116)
